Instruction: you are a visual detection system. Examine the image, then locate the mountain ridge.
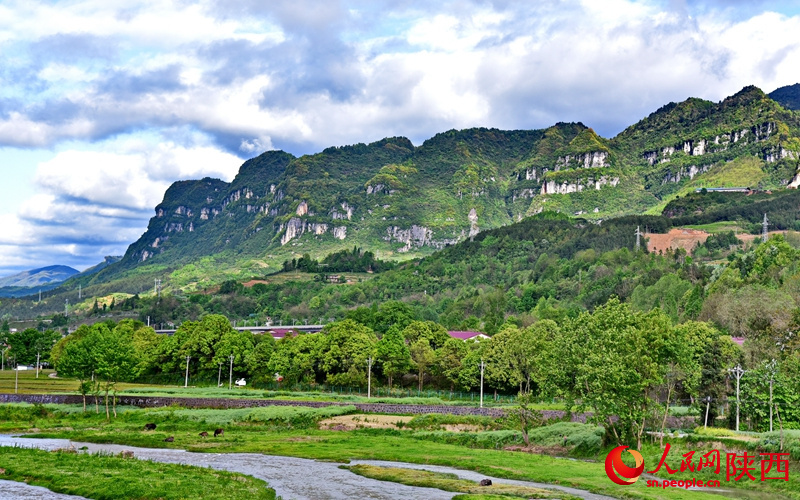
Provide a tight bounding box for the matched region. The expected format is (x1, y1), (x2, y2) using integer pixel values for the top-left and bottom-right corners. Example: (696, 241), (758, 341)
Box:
(61, 84), (800, 294)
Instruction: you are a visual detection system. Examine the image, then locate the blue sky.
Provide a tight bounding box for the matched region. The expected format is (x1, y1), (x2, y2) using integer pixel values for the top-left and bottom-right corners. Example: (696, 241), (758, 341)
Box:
(1, 0), (800, 276)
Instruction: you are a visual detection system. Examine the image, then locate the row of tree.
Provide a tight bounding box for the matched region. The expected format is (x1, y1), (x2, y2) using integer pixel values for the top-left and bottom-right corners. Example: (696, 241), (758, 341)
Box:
(48, 300), (800, 447)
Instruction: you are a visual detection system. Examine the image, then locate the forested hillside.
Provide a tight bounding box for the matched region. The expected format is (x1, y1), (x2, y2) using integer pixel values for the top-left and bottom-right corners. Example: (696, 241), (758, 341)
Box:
(4, 84), (800, 319)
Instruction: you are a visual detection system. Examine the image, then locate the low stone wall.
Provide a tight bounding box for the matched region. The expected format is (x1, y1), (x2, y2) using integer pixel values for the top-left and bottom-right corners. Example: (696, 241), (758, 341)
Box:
(0, 393), (695, 427)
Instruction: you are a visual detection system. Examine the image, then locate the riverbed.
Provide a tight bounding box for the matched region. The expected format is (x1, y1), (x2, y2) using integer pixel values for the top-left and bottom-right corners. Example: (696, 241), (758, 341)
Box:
(0, 435), (619, 499)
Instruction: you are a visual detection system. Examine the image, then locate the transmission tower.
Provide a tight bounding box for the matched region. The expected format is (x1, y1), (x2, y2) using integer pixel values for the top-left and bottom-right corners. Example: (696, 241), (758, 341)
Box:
(154, 279), (162, 297)
(762, 213), (769, 242)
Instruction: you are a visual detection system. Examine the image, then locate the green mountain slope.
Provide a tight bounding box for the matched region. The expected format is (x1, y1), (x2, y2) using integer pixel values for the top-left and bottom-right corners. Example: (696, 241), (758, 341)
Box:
(24, 85), (800, 305)
(769, 83), (800, 110)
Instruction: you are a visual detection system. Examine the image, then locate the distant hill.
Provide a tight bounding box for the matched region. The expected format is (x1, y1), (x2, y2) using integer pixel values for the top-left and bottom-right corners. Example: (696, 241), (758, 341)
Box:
(0, 265), (80, 298)
(769, 83), (800, 110)
(0, 265), (79, 288)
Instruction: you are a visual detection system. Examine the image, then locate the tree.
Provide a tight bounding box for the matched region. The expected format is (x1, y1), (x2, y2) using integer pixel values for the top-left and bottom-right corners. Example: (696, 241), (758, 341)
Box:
(172, 314), (237, 376)
(374, 301), (415, 334)
(402, 321), (449, 350)
(318, 319), (377, 386)
(54, 330), (96, 411)
(482, 286), (507, 335)
(93, 324), (140, 418)
(436, 338), (468, 390)
(505, 391), (543, 446)
(213, 329), (256, 379)
(7, 328), (60, 366)
(267, 332), (322, 385)
(376, 326), (411, 389)
(245, 335), (276, 384)
(410, 338), (435, 391)
(551, 298), (677, 449)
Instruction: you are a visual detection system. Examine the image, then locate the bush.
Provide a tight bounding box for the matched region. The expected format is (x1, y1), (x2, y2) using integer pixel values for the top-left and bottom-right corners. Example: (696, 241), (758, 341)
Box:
(693, 427), (739, 438)
(144, 405), (357, 428)
(411, 430), (524, 449)
(525, 422), (605, 453)
(406, 414), (501, 431)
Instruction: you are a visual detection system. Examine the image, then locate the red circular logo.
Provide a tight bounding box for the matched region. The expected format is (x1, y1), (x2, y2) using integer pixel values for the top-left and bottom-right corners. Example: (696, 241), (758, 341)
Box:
(605, 445), (645, 485)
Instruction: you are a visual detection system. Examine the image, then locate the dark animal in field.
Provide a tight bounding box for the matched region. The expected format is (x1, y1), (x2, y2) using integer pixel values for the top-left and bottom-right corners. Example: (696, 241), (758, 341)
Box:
(214, 428), (224, 437)
(479, 479), (492, 486)
(164, 436), (174, 442)
(144, 423), (156, 431)
(199, 431), (209, 437)
(120, 450), (134, 458)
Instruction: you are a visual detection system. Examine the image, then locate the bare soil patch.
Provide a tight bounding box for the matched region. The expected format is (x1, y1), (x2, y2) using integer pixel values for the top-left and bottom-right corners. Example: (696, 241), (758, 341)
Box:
(319, 414), (413, 430)
(647, 228), (788, 254)
(647, 228), (710, 254)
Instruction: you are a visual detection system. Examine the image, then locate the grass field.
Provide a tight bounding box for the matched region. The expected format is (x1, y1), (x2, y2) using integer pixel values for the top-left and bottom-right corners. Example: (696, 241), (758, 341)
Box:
(1, 376), (797, 499)
(0, 371), (566, 408)
(0, 402), (775, 500)
(684, 221), (746, 233)
(0, 446), (276, 500)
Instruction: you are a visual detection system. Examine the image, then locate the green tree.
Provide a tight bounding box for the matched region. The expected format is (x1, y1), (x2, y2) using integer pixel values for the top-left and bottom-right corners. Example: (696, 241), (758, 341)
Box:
(172, 314), (236, 376)
(213, 329), (256, 380)
(374, 301), (415, 334)
(410, 338), (435, 391)
(402, 321), (449, 350)
(245, 335), (276, 384)
(7, 328), (60, 366)
(505, 391), (543, 446)
(376, 326), (411, 389)
(90, 324), (140, 418)
(436, 338), (468, 390)
(54, 330), (96, 411)
(552, 298), (677, 449)
(318, 319), (377, 386)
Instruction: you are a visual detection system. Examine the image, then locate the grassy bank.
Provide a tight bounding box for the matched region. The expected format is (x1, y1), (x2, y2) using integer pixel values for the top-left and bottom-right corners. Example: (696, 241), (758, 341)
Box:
(0, 446), (276, 500)
(344, 464), (578, 499)
(3, 402), (797, 500)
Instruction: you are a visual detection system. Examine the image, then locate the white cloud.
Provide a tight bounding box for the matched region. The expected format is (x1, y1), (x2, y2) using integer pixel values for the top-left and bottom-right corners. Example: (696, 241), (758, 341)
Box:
(0, 136), (243, 275)
(2, 0), (800, 275)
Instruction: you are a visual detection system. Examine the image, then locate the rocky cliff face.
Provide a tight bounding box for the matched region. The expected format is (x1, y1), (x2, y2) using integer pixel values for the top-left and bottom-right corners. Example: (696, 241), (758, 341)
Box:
(106, 85), (800, 281)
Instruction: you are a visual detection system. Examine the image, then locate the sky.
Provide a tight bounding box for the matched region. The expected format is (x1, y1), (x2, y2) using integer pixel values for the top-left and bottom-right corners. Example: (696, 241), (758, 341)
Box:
(1, 0), (800, 277)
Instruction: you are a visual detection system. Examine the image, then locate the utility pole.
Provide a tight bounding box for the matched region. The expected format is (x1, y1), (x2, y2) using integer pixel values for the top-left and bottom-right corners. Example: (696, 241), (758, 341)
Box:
(770, 377), (774, 433)
(767, 358), (777, 433)
(704, 396), (711, 429)
(762, 213), (769, 242)
(729, 364), (746, 432)
(228, 354), (234, 390)
(36, 351), (40, 379)
(218, 362), (223, 387)
(184, 356), (190, 388)
(14, 357), (19, 394)
(479, 358), (485, 409)
(635, 225), (642, 251)
(367, 356), (373, 399)
(154, 279), (161, 297)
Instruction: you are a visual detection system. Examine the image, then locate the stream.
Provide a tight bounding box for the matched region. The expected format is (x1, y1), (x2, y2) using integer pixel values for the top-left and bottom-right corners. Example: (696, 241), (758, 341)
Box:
(0, 435), (780, 500)
(0, 435), (616, 499)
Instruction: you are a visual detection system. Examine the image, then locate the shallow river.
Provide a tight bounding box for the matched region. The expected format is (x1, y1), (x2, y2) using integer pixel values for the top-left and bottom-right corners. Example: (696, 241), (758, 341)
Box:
(0, 435), (620, 500)
(2, 435), (776, 500)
